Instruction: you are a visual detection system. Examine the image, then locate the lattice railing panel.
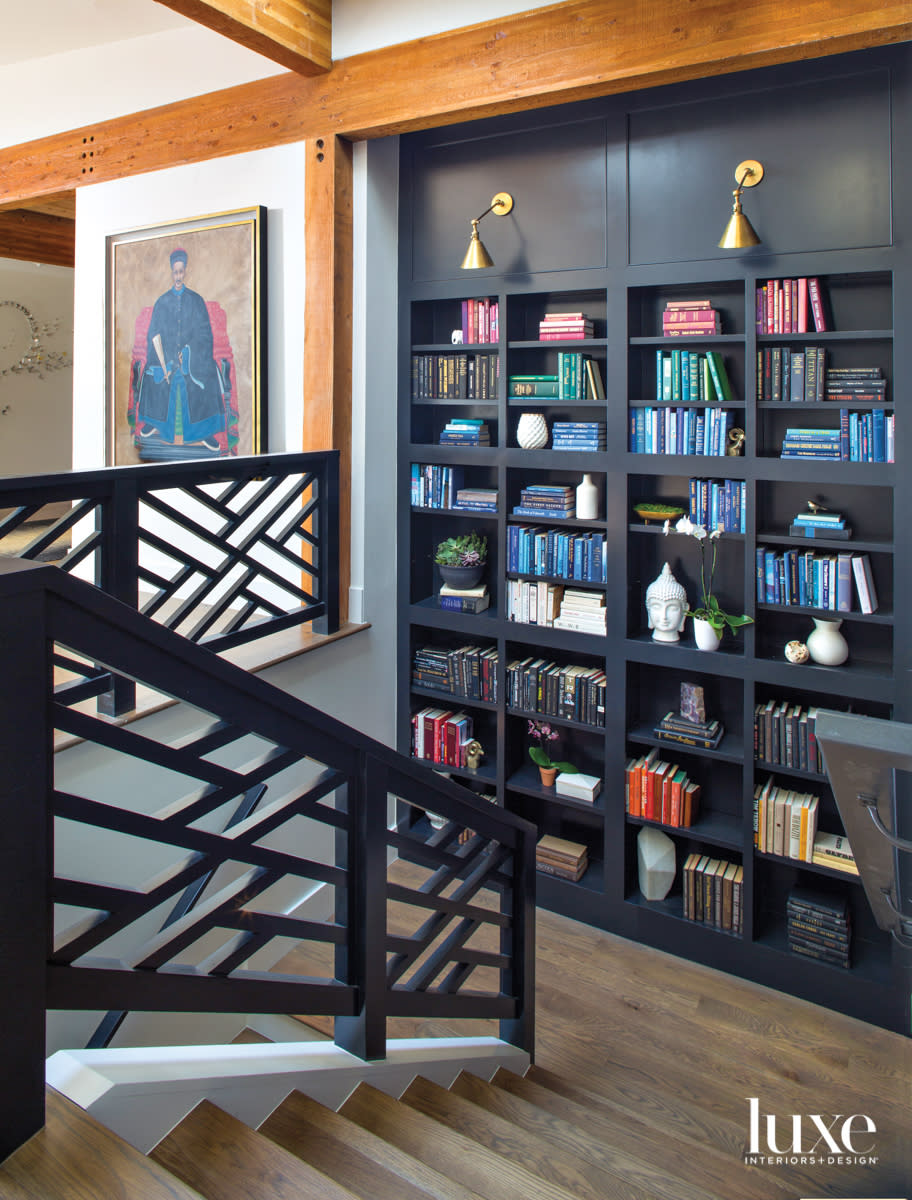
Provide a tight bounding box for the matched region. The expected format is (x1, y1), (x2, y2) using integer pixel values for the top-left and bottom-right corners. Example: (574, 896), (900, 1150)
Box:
(0, 496), (103, 576)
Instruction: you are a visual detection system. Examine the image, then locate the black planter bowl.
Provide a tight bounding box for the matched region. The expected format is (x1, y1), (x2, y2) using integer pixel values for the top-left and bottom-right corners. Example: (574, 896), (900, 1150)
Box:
(438, 564), (484, 590)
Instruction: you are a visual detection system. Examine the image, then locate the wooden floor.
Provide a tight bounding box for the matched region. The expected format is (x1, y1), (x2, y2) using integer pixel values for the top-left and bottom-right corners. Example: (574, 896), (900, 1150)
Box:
(281, 875), (912, 1198)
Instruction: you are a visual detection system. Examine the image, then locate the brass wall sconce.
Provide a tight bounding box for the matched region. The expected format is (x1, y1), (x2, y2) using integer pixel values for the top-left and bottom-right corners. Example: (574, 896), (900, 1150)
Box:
(461, 192), (514, 269)
(718, 160), (764, 249)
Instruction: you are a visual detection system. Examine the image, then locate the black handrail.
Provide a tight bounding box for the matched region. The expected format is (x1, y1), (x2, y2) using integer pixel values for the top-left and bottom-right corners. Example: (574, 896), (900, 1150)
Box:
(0, 452), (340, 714)
(0, 557), (536, 1163)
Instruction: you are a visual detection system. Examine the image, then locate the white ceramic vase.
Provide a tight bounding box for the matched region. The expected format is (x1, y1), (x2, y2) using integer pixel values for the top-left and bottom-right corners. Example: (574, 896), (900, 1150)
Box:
(693, 617), (722, 651)
(575, 473), (598, 519)
(517, 411), (549, 450)
(806, 617), (848, 666)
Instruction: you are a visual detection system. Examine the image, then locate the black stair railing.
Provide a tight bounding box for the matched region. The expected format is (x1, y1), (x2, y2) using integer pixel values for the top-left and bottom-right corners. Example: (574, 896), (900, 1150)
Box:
(0, 451), (340, 714)
(0, 558), (536, 1164)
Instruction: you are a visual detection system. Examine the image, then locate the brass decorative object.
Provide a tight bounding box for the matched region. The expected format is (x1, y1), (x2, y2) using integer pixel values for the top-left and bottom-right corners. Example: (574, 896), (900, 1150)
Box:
(464, 739), (484, 770)
(461, 192), (514, 269)
(726, 427), (746, 456)
(718, 160), (764, 249)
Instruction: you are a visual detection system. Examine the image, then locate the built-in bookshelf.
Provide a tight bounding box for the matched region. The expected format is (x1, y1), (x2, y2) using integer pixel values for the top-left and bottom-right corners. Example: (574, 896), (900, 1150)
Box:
(397, 51), (910, 1033)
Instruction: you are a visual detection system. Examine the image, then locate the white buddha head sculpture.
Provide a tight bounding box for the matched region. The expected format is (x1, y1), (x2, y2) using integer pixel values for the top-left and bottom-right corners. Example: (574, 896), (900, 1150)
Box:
(646, 562), (689, 642)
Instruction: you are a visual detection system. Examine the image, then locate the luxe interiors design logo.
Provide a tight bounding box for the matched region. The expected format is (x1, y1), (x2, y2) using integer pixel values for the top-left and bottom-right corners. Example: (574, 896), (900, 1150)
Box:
(744, 1097), (880, 1167)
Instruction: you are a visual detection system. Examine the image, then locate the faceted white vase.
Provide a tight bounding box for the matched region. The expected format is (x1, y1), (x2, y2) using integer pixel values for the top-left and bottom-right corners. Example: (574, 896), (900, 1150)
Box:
(517, 411), (549, 449)
(806, 617), (848, 666)
(575, 473), (598, 520)
(637, 826), (676, 901)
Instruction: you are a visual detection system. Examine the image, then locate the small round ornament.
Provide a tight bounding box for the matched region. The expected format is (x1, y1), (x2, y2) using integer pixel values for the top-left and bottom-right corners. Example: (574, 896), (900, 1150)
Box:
(784, 640), (810, 664)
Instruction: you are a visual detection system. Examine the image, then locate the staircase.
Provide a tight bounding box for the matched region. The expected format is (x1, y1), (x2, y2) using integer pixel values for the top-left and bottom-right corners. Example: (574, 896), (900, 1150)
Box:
(0, 1061), (758, 1200)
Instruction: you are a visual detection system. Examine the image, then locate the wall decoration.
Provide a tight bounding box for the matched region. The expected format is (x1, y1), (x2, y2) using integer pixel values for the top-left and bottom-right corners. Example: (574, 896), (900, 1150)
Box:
(106, 207), (266, 465)
(0, 300), (71, 379)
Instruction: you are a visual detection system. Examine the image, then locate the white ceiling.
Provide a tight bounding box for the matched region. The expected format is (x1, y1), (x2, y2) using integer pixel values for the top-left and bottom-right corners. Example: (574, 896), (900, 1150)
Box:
(0, 0), (191, 66)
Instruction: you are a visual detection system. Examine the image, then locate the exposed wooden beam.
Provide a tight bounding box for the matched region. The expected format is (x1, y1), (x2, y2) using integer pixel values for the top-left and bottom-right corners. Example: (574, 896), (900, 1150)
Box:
(0, 191), (75, 221)
(154, 0), (331, 75)
(0, 210), (74, 268)
(303, 135), (353, 622)
(2, 0), (910, 205)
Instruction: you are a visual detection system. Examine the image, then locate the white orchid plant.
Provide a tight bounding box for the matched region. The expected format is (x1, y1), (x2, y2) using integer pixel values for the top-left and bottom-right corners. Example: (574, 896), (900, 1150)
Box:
(663, 515), (753, 637)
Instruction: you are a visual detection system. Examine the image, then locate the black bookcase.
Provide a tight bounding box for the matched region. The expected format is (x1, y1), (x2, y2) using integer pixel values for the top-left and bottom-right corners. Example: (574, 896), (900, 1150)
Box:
(396, 47), (912, 1033)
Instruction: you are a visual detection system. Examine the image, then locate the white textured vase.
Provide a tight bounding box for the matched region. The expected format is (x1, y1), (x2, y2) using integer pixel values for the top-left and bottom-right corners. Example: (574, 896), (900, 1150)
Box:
(575, 473), (598, 520)
(806, 617), (848, 666)
(693, 617), (722, 651)
(516, 411), (549, 450)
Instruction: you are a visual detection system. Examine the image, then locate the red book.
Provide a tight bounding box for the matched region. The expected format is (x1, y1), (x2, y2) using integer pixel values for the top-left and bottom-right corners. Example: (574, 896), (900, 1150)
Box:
(663, 308), (720, 323)
(808, 277), (828, 331)
(797, 277), (809, 332)
(664, 300), (713, 310)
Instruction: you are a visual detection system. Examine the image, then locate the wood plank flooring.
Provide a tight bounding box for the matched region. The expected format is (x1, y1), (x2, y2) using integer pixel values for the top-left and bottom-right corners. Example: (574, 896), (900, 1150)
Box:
(279, 859), (912, 1198)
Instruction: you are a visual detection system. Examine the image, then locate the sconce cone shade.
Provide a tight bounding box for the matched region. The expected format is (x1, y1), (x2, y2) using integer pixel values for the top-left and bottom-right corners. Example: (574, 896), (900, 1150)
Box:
(461, 222), (495, 269)
(718, 199), (761, 249)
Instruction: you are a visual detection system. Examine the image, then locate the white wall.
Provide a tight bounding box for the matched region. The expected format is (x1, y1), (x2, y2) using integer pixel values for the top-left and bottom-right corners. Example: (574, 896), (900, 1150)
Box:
(0, 259), (73, 476)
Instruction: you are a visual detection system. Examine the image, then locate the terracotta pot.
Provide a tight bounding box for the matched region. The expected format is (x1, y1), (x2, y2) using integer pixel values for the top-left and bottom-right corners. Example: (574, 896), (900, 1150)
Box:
(539, 766), (558, 787)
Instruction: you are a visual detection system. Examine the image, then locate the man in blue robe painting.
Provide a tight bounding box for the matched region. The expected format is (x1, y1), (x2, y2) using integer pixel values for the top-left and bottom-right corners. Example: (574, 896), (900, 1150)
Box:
(134, 247), (228, 455)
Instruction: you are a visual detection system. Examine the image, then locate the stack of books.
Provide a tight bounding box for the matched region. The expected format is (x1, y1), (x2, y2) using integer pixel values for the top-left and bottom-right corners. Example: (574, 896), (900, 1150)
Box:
(682, 855), (743, 932)
(538, 312), (594, 340)
(556, 771), (601, 802)
(662, 299), (721, 336)
(624, 748), (701, 826)
(536, 834), (589, 881)
(825, 365), (886, 403)
(653, 711), (724, 750)
(553, 588), (607, 634)
(811, 831), (858, 875)
(789, 509), (851, 540)
(509, 374), (559, 399)
(439, 582), (490, 613)
(780, 426), (841, 459)
(512, 484), (576, 519)
(454, 487), (498, 513)
(439, 418), (490, 446)
(754, 777), (819, 861)
(551, 421), (606, 451)
(787, 887), (851, 967)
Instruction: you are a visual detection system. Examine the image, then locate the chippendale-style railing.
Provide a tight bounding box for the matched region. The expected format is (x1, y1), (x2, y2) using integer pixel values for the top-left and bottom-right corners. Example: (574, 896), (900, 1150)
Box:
(0, 558), (536, 1163)
(0, 452), (339, 712)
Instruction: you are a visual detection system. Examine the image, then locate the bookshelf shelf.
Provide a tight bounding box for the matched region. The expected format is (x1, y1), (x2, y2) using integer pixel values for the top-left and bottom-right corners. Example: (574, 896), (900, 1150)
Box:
(398, 60), (911, 1033)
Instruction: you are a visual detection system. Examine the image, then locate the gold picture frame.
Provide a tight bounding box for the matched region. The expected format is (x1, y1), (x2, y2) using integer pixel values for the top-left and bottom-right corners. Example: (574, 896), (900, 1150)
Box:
(106, 206), (266, 465)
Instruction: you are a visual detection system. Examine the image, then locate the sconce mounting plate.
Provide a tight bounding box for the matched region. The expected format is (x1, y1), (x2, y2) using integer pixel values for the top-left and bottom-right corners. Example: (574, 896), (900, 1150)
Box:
(491, 192), (514, 215)
(735, 160), (764, 187)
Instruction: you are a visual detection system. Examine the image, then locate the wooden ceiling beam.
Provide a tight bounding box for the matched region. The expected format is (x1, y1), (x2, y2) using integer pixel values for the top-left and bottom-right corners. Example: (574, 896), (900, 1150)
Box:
(1, 0), (910, 205)
(153, 0), (331, 75)
(0, 210), (74, 268)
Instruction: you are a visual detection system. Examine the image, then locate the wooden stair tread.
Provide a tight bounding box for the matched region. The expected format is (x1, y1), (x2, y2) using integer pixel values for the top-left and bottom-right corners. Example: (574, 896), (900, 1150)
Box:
(259, 1090), (443, 1200)
(340, 1081), (579, 1200)
(403, 1073), (715, 1200)
(0, 1088), (203, 1200)
(463, 1070), (788, 1200)
(150, 1099), (360, 1200)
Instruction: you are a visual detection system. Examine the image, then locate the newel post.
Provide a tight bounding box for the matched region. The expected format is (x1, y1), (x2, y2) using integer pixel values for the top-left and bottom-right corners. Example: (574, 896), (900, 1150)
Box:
(0, 562), (53, 1160)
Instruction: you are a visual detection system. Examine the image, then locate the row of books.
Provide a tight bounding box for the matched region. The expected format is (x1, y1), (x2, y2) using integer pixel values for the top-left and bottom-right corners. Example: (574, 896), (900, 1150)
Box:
(756, 546), (879, 613)
(538, 311), (594, 341)
(411, 706), (475, 767)
(687, 477), (746, 533)
(755, 277), (827, 334)
(536, 834), (589, 882)
(512, 484), (575, 519)
(410, 465), (500, 511)
(754, 777), (819, 860)
(506, 657), (606, 726)
(655, 348), (733, 403)
(411, 643), (498, 702)
(811, 832), (858, 875)
(661, 299), (721, 336)
(411, 352), (499, 400)
(439, 418), (490, 446)
(506, 582), (606, 632)
(461, 297), (498, 344)
(682, 854), (743, 933)
(629, 405), (735, 456)
(754, 699), (821, 774)
(507, 524), (607, 582)
(787, 887), (851, 968)
(552, 421), (606, 451)
(779, 411), (893, 462)
(625, 747), (701, 826)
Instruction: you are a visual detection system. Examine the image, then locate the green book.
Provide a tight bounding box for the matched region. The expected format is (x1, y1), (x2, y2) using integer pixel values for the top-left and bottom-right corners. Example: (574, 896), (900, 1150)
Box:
(705, 351), (734, 403)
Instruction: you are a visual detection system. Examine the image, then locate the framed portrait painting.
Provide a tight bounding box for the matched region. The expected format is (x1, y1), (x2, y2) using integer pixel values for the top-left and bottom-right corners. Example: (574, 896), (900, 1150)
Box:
(106, 206), (266, 465)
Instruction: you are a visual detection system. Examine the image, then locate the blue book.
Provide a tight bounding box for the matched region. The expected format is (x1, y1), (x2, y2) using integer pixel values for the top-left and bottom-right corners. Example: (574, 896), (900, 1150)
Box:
(873, 407), (886, 462)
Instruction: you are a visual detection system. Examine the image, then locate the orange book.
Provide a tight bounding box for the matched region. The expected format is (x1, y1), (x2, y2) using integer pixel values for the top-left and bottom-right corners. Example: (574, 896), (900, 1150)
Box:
(683, 781), (701, 827)
(639, 748), (659, 817)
